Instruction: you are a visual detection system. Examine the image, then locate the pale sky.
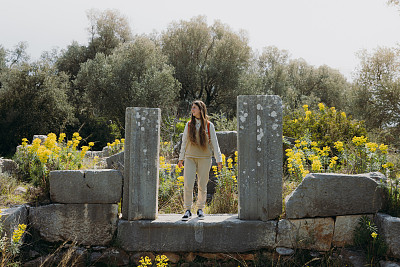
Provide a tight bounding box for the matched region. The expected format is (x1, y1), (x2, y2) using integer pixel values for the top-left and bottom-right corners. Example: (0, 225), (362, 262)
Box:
(1, 0), (399, 80)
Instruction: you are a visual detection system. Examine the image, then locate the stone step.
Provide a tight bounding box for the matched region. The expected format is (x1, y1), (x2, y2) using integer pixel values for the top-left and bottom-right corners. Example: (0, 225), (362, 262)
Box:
(117, 214), (277, 252)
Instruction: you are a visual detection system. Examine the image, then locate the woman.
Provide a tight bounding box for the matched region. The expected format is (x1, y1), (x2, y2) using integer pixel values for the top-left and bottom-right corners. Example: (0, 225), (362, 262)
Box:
(178, 100), (222, 221)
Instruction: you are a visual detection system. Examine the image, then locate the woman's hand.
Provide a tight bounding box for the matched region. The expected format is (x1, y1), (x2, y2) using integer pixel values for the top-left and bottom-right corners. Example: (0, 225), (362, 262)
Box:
(178, 160), (184, 168)
(218, 162), (222, 171)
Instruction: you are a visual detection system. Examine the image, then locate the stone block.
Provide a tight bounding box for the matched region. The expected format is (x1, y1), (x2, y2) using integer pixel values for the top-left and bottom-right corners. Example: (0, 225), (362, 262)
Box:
(122, 107), (161, 220)
(276, 217), (334, 251)
(117, 214), (276, 252)
(285, 172), (384, 219)
(49, 170), (123, 204)
(333, 214), (374, 247)
(237, 95), (283, 221)
(29, 204), (118, 245)
(0, 205), (28, 240)
(375, 213), (400, 259)
(106, 151), (124, 173)
(0, 158), (18, 175)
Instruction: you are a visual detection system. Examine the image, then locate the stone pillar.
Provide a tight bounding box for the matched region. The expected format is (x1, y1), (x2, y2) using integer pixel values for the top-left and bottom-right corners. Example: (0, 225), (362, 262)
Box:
(122, 107), (161, 220)
(237, 95), (282, 221)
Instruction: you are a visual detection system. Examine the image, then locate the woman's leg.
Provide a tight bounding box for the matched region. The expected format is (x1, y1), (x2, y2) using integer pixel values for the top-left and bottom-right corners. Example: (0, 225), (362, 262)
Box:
(196, 157), (212, 210)
(183, 157), (197, 210)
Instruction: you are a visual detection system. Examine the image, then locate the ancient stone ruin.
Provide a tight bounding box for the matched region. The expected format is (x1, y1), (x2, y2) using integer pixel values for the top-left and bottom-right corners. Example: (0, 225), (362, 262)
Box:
(2, 95), (400, 263)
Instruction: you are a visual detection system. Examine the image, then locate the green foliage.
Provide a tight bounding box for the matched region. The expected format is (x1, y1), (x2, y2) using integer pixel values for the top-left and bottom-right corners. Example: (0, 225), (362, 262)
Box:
(354, 216), (387, 264)
(161, 15), (252, 116)
(350, 47), (400, 147)
(209, 112), (237, 131)
(76, 36), (180, 127)
(0, 59), (75, 156)
(283, 103), (367, 149)
(86, 9), (133, 57)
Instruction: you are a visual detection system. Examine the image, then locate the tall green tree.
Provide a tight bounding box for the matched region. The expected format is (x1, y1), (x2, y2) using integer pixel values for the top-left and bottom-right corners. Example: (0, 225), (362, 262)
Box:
(75, 35), (180, 127)
(161, 16), (251, 115)
(86, 9), (133, 57)
(0, 60), (74, 156)
(351, 47), (400, 143)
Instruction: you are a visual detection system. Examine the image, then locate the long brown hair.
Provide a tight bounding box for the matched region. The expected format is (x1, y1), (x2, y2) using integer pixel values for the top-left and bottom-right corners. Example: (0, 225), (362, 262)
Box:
(189, 100), (209, 149)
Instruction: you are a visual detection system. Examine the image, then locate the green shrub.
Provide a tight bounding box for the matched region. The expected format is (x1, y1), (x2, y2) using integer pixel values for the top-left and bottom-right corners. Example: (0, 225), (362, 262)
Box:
(354, 216), (387, 264)
(283, 103), (367, 149)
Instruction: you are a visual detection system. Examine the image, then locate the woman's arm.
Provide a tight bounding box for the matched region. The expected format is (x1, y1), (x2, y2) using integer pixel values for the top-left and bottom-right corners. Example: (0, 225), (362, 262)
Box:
(209, 122), (223, 166)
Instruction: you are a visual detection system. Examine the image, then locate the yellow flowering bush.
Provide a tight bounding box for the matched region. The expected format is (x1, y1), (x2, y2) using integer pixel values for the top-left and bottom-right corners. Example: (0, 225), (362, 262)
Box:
(285, 134), (393, 181)
(107, 138), (125, 155)
(158, 155), (184, 213)
(14, 132), (95, 190)
(283, 103), (367, 149)
(209, 153), (238, 214)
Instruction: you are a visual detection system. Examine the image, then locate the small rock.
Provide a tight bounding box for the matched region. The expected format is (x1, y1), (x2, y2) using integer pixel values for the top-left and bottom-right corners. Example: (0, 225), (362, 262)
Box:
(276, 247), (294, 256)
(310, 251), (320, 257)
(28, 250), (40, 259)
(340, 248), (367, 267)
(180, 263), (190, 267)
(380, 261), (400, 267)
(185, 252), (196, 262)
(197, 253), (225, 260)
(90, 252), (102, 264)
(97, 248), (129, 266)
(92, 246), (107, 251)
(163, 252), (180, 263)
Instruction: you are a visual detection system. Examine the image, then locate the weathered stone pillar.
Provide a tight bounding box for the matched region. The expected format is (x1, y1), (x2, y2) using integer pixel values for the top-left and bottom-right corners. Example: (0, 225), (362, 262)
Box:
(237, 95), (282, 221)
(122, 107), (161, 220)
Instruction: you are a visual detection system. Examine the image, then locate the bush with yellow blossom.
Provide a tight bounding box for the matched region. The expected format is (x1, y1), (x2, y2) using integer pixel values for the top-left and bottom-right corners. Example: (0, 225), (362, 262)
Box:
(158, 155), (184, 213)
(138, 255), (169, 267)
(283, 103), (367, 149)
(208, 152), (238, 214)
(13, 132), (96, 190)
(0, 209), (27, 265)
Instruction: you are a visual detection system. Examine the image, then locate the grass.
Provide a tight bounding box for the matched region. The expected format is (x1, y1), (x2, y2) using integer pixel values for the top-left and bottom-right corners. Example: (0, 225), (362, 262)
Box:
(0, 171), (46, 209)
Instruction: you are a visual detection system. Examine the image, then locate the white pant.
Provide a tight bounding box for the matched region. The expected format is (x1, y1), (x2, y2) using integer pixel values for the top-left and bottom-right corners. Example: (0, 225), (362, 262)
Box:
(183, 157), (212, 210)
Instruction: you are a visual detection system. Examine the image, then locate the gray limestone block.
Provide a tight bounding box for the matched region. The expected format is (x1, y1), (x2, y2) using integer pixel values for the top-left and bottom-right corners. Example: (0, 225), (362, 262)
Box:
(106, 151), (124, 173)
(29, 204), (118, 245)
(49, 169), (123, 204)
(333, 214), (374, 247)
(277, 217), (334, 251)
(0, 158), (18, 175)
(237, 95), (283, 221)
(0, 205), (28, 240)
(285, 172), (385, 219)
(375, 213), (400, 259)
(117, 214), (276, 252)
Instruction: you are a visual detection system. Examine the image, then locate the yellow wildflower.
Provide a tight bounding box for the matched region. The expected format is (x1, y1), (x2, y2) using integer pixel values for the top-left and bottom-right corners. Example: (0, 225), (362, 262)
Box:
(330, 107), (336, 113)
(379, 144), (388, 154)
(352, 136), (368, 146)
(89, 142), (94, 147)
(334, 141), (344, 152)
(318, 103), (325, 111)
(303, 104), (309, 111)
(311, 141), (318, 147)
(12, 224), (27, 244)
(58, 133), (66, 143)
(341, 112), (346, 118)
(366, 142), (378, 153)
(371, 232), (378, 239)
(311, 159), (322, 171)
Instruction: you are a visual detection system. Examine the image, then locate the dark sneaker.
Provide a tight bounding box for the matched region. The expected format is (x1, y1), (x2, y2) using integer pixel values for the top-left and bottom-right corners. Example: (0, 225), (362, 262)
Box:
(181, 210), (192, 221)
(197, 209), (205, 220)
